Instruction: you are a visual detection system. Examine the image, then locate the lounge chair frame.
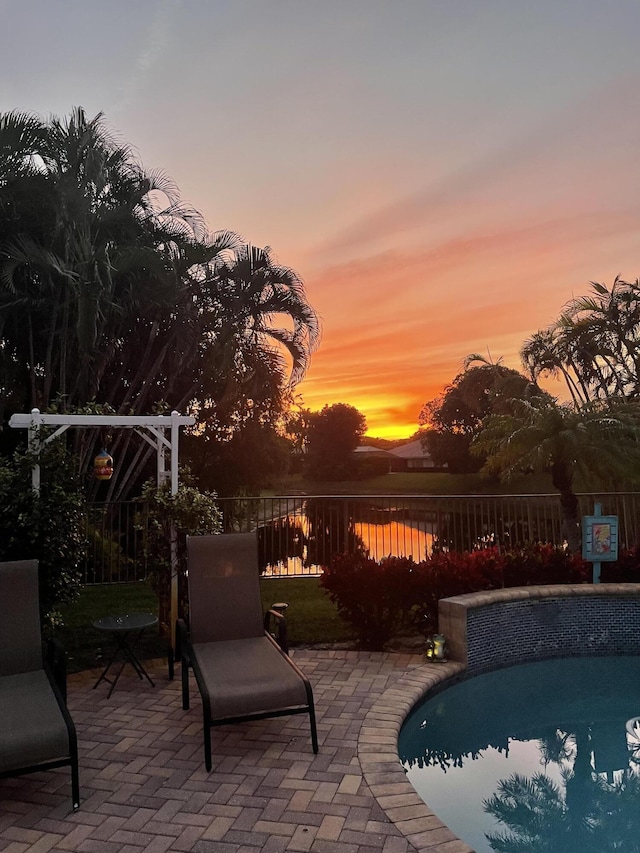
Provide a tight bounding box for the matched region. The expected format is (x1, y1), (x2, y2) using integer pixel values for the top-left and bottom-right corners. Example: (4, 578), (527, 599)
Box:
(0, 560), (80, 810)
(179, 533), (319, 771)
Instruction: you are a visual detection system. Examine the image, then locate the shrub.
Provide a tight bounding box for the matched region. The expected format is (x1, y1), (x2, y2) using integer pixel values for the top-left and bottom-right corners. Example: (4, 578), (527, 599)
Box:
(354, 456), (392, 479)
(84, 522), (135, 583)
(502, 543), (589, 586)
(320, 553), (417, 650)
(135, 474), (222, 635)
(0, 443), (86, 627)
(412, 548), (506, 636)
(322, 544), (594, 649)
(600, 546), (640, 582)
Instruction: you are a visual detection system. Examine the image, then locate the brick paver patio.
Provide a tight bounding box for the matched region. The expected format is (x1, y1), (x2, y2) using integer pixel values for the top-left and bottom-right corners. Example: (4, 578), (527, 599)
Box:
(0, 651), (471, 853)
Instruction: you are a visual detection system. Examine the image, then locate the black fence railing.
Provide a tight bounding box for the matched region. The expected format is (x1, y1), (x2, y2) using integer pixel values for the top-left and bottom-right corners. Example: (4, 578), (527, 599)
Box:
(81, 493), (640, 584)
(82, 501), (148, 584)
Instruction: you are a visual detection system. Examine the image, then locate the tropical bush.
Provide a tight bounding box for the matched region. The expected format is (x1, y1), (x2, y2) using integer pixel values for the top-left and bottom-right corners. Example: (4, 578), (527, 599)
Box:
(600, 546), (640, 583)
(321, 544), (597, 650)
(0, 443), (86, 627)
(135, 475), (222, 634)
(502, 543), (589, 587)
(320, 554), (417, 650)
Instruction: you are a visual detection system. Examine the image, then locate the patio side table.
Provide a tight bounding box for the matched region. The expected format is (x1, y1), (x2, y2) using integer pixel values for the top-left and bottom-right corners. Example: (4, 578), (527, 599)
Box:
(93, 612), (158, 698)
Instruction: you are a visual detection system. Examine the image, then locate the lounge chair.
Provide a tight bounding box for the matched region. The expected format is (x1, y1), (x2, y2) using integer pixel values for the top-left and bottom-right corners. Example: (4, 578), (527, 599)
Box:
(0, 559), (79, 810)
(179, 532), (318, 771)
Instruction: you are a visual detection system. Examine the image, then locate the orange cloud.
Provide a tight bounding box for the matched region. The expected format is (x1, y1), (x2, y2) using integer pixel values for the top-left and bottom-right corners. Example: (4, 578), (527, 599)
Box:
(297, 208), (640, 438)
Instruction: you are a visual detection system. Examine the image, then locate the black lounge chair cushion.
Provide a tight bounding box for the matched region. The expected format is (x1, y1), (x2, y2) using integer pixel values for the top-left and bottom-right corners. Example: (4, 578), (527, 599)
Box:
(0, 670), (71, 773)
(193, 636), (309, 720)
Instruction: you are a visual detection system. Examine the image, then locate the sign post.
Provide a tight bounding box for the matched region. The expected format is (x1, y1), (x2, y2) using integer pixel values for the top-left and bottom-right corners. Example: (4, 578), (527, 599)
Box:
(582, 502), (618, 583)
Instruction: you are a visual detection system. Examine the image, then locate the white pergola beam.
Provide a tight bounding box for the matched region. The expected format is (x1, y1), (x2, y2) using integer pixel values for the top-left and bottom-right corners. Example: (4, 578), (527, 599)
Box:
(9, 412), (195, 428)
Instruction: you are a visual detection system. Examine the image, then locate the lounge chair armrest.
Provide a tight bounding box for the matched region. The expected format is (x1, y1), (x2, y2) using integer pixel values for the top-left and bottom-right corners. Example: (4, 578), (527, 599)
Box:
(264, 606), (289, 655)
(46, 637), (68, 702)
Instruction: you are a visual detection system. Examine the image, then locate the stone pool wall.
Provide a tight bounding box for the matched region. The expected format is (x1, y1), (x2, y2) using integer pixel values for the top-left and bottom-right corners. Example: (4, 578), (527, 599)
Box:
(438, 584), (640, 674)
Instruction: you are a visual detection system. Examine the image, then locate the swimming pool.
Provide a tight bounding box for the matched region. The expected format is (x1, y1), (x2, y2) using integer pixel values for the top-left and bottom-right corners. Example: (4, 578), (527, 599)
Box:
(398, 656), (640, 853)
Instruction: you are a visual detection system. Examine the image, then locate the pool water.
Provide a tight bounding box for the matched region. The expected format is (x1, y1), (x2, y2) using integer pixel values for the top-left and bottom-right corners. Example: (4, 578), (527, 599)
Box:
(399, 656), (640, 853)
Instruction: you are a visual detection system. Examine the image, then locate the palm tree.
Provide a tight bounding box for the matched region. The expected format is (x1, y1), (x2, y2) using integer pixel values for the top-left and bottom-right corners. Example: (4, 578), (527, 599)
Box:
(472, 396), (640, 552)
(0, 108), (192, 409)
(208, 244), (320, 384)
(103, 242), (320, 499)
(521, 328), (594, 407)
(522, 278), (640, 404)
(181, 243), (320, 433)
(0, 110), (47, 185)
(0, 108), (320, 499)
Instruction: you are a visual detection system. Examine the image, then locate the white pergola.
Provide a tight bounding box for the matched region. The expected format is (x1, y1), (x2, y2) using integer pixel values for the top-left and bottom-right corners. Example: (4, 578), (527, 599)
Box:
(9, 408), (195, 493)
(9, 408), (196, 662)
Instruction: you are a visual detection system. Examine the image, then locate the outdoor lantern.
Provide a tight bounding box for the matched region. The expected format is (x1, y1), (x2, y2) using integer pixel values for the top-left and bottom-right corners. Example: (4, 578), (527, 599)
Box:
(93, 448), (114, 481)
(425, 633), (447, 662)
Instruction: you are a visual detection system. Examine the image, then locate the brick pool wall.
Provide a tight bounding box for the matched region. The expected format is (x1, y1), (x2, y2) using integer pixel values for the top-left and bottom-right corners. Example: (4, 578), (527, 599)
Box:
(438, 584), (640, 674)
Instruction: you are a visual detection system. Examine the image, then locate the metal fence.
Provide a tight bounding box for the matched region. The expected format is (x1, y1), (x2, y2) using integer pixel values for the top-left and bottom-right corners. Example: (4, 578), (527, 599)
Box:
(81, 492), (640, 584)
(82, 501), (149, 584)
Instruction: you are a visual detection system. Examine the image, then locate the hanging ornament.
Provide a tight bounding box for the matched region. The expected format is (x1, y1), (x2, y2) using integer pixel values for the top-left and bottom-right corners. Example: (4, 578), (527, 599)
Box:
(94, 449), (114, 481)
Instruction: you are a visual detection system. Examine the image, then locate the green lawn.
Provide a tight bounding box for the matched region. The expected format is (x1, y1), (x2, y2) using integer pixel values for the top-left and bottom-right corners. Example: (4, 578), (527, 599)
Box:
(278, 470), (557, 496)
(56, 576), (353, 672)
(56, 581), (165, 674)
(260, 577), (354, 646)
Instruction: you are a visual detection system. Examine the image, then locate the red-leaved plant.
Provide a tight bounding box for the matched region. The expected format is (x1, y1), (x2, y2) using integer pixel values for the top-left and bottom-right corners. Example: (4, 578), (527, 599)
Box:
(320, 543), (624, 650)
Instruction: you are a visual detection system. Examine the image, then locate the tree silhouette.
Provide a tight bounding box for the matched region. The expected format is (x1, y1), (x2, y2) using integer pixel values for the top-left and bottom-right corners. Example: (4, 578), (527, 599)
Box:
(472, 396), (640, 551)
(304, 403), (366, 481)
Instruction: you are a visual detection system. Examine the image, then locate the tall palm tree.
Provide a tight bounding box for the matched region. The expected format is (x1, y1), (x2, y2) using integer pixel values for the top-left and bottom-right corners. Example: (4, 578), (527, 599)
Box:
(103, 241), (320, 499)
(472, 396), (640, 552)
(0, 110), (47, 185)
(208, 244), (320, 383)
(521, 328), (594, 407)
(181, 243), (321, 434)
(0, 107), (201, 410)
(0, 108), (320, 499)
(522, 278), (640, 403)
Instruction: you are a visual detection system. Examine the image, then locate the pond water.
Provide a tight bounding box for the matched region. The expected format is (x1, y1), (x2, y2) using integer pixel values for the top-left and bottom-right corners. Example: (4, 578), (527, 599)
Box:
(399, 656), (640, 853)
(353, 519), (433, 562)
(260, 514), (435, 575)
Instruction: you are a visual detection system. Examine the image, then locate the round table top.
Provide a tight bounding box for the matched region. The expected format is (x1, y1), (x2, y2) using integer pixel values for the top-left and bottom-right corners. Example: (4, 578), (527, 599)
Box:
(93, 613), (158, 632)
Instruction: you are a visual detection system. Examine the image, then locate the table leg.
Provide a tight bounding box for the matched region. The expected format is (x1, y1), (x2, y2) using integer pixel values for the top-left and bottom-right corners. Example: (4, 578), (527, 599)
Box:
(121, 632), (156, 688)
(93, 628), (156, 697)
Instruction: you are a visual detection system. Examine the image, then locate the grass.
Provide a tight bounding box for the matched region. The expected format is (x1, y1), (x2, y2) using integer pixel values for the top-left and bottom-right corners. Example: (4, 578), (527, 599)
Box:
(56, 581), (165, 674)
(56, 576), (353, 672)
(278, 470), (557, 496)
(260, 577), (354, 646)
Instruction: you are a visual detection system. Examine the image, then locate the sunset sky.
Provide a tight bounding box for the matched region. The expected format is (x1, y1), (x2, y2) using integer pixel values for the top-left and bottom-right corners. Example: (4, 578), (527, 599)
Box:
(3, 1), (640, 438)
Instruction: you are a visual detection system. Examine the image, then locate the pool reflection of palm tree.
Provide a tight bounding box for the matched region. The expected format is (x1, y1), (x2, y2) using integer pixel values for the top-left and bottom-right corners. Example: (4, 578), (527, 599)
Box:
(484, 726), (640, 853)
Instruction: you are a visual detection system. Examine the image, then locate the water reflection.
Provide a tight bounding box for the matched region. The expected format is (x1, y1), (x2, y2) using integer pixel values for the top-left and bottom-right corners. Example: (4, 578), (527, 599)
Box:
(353, 520), (433, 564)
(398, 657), (640, 853)
(257, 498), (436, 575)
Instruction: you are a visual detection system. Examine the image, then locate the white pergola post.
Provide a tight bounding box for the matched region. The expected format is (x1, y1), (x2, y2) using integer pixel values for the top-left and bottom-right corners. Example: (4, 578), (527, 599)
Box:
(169, 411), (181, 658)
(9, 409), (195, 665)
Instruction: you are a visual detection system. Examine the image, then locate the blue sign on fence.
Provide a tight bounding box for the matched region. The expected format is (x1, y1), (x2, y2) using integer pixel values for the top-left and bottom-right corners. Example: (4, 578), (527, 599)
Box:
(582, 512), (618, 563)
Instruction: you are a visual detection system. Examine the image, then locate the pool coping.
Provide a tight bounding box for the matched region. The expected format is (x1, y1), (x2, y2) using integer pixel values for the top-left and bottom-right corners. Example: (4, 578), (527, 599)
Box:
(358, 658), (472, 852)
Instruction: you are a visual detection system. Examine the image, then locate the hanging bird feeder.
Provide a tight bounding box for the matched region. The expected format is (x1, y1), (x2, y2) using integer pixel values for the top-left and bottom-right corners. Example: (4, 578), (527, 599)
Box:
(93, 448), (114, 481)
